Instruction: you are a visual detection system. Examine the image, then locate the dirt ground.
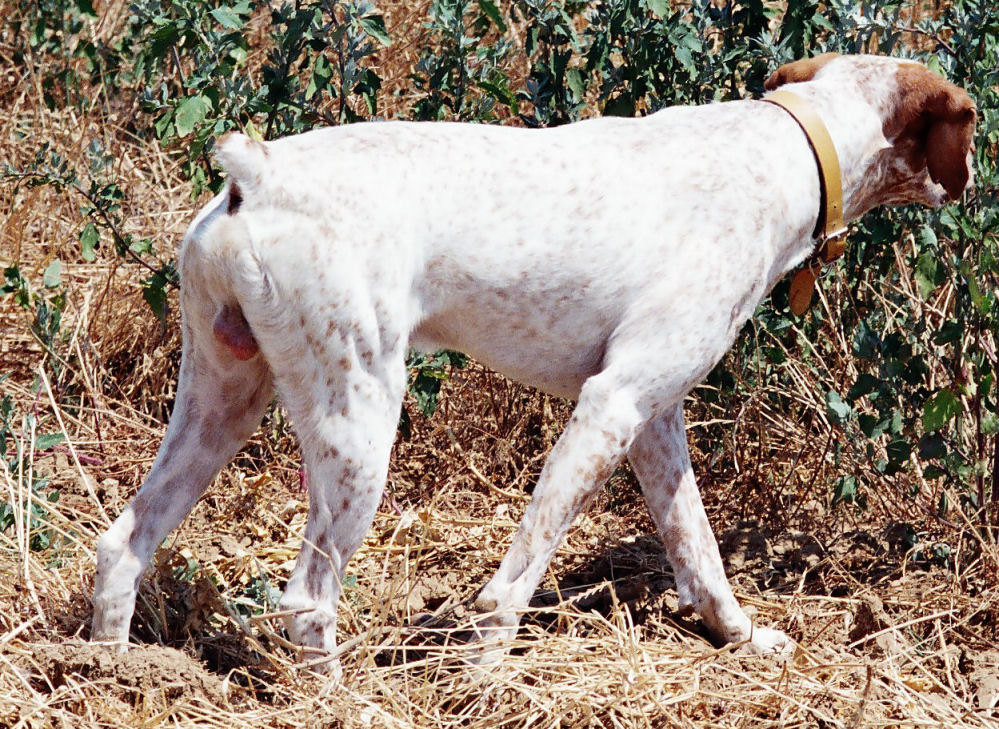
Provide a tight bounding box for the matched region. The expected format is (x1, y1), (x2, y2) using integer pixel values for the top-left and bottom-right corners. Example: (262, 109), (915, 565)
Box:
(1, 354), (998, 727)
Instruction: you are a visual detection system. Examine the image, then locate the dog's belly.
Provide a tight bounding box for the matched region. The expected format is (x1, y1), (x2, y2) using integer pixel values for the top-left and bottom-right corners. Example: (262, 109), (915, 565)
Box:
(411, 310), (607, 399)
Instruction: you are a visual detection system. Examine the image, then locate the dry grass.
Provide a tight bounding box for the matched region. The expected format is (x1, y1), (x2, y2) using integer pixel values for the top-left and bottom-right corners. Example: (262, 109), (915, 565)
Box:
(2, 2), (998, 727)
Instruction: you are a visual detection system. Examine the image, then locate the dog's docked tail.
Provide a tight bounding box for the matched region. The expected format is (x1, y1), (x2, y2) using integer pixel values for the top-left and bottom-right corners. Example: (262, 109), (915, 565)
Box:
(215, 132), (269, 214)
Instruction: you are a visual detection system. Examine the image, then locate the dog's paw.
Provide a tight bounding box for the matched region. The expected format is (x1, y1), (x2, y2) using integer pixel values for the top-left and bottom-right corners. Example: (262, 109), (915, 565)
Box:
(300, 652), (343, 681)
(462, 610), (518, 666)
(746, 626), (793, 657)
(90, 637), (130, 655)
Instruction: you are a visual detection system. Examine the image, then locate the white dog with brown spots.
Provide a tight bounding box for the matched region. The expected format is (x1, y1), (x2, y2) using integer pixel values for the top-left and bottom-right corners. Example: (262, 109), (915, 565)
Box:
(92, 53), (975, 674)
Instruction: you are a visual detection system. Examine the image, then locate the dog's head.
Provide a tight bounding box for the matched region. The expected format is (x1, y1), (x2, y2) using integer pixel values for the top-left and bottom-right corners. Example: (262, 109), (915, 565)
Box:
(766, 54), (976, 216)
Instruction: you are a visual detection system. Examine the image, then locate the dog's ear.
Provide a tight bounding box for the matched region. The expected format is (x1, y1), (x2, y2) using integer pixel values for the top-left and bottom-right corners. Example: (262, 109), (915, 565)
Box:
(888, 64), (976, 200)
(764, 53), (839, 90)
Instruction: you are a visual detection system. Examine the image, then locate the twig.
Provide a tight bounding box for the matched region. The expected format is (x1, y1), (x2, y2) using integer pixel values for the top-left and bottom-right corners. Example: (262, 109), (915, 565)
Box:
(892, 25), (957, 58)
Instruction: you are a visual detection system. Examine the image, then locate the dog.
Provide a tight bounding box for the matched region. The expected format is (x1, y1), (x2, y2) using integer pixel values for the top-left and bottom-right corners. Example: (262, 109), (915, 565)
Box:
(92, 53), (975, 674)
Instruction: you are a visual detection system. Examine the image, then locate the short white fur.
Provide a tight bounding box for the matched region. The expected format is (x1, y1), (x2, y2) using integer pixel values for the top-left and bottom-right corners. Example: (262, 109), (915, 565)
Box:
(92, 54), (974, 674)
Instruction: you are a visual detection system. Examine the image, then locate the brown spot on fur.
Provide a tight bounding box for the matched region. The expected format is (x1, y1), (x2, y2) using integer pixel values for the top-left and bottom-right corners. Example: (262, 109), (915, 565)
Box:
(764, 53), (838, 90)
(305, 556), (323, 597)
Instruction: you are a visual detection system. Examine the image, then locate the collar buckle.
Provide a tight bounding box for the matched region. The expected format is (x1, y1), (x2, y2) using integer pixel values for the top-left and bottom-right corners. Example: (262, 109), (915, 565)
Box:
(818, 227), (849, 264)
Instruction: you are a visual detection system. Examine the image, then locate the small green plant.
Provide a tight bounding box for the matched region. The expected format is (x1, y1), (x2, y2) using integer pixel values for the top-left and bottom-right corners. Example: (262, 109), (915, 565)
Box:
(1, 142), (178, 324)
(399, 350), (469, 436)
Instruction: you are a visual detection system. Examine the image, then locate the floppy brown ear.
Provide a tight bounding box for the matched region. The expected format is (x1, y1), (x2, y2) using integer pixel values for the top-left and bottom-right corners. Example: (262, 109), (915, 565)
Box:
(764, 53), (839, 90)
(891, 64), (977, 200)
(926, 111), (975, 199)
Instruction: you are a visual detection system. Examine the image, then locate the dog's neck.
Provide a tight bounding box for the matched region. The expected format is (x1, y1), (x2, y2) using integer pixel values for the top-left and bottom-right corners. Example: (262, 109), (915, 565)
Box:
(780, 75), (955, 220)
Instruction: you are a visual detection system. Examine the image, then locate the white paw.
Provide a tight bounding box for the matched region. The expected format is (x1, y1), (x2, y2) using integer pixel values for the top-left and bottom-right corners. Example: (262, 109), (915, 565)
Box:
(462, 609), (518, 666)
(746, 625), (793, 656)
(303, 654), (343, 681)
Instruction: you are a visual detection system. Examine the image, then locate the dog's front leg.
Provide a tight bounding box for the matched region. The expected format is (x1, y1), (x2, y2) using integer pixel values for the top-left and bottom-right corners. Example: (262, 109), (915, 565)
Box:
(470, 369), (648, 661)
(628, 406), (790, 654)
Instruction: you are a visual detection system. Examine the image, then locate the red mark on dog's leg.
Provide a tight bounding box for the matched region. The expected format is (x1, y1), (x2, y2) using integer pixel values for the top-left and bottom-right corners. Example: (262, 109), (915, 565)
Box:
(213, 304), (259, 360)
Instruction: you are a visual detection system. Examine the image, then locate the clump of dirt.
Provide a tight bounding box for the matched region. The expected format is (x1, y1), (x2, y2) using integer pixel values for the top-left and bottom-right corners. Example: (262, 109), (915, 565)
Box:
(17, 642), (229, 707)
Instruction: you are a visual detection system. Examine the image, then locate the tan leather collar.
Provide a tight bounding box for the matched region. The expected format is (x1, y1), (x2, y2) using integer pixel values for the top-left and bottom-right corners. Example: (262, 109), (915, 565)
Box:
(763, 89), (849, 314)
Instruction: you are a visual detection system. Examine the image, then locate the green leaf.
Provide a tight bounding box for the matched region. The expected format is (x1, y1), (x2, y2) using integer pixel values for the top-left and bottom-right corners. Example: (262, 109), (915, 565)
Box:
(853, 320), (880, 359)
(826, 390), (852, 425)
(645, 0), (669, 16)
(143, 278), (168, 322)
(675, 45), (695, 73)
(832, 475), (859, 506)
(847, 373), (879, 401)
(129, 238), (154, 255)
(914, 251), (940, 299)
(43, 259), (61, 288)
(210, 6), (245, 30)
(153, 108), (174, 140)
(566, 67), (586, 99)
(916, 224), (938, 249)
(35, 432), (65, 451)
(358, 14), (391, 46)
(174, 95), (211, 137)
(307, 54), (333, 100)
(858, 413), (889, 438)
(922, 389), (962, 432)
(79, 222), (99, 262)
(886, 437), (911, 465)
(478, 80), (518, 113)
(478, 0), (507, 31)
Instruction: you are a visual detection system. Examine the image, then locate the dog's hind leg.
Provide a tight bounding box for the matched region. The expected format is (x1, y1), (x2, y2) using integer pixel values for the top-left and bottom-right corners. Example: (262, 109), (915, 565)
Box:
(93, 267), (272, 645)
(628, 406), (790, 654)
(92, 320), (271, 644)
(263, 300), (409, 675)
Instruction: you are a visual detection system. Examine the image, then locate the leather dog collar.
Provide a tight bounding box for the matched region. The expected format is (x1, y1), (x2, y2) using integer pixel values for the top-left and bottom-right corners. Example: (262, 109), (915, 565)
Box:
(763, 89), (849, 315)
